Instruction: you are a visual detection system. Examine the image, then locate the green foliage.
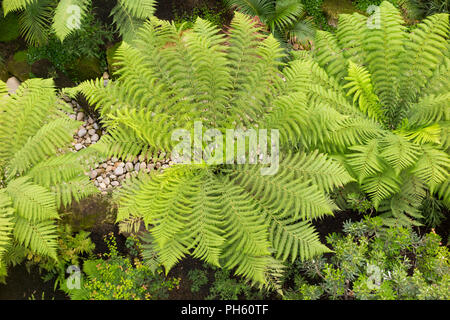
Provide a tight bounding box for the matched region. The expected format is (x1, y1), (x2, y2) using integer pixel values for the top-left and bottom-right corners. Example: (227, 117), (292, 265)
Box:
(225, 0), (316, 44)
(188, 268), (209, 293)
(401, 0), (449, 20)
(206, 268), (268, 300)
(23, 223), (95, 289)
(354, 0), (400, 11)
(300, 0), (330, 30)
(0, 78), (98, 279)
(67, 233), (180, 300)
(2, 0), (155, 45)
(173, 4), (229, 30)
(27, 11), (114, 76)
(0, 9), (21, 42)
(291, 216), (450, 300)
(294, 1), (450, 226)
(72, 13), (355, 285)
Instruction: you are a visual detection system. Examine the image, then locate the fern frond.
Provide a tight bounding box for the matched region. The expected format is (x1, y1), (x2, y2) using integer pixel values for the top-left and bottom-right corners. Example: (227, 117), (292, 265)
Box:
(5, 177), (58, 222)
(13, 216), (57, 260)
(52, 0), (90, 41)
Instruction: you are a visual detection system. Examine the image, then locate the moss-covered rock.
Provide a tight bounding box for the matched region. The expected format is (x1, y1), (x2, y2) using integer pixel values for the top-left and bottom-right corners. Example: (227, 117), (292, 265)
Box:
(0, 13), (20, 43)
(6, 50), (31, 81)
(66, 56), (102, 82)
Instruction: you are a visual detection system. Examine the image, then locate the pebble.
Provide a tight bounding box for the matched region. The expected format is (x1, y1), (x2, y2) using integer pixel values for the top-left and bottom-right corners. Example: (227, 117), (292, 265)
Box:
(114, 167), (124, 176)
(74, 143), (83, 151)
(91, 134), (99, 142)
(78, 128), (87, 137)
(89, 170), (98, 179)
(88, 129), (96, 135)
(76, 112), (85, 121)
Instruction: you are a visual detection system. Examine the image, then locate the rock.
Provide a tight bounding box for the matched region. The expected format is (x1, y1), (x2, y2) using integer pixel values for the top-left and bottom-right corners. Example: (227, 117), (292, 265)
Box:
(109, 175), (117, 180)
(117, 162), (125, 168)
(88, 129), (96, 135)
(125, 162), (134, 172)
(74, 143), (83, 151)
(93, 123), (99, 130)
(66, 56), (102, 82)
(114, 167), (124, 176)
(6, 77), (20, 94)
(106, 165), (114, 172)
(134, 163), (140, 172)
(76, 112), (85, 121)
(104, 177), (110, 185)
(87, 117), (94, 124)
(6, 51), (31, 82)
(78, 128), (87, 137)
(111, 181), (120, 187)
(96, 176), (103, 183)
(91, 134), (99, 142)
(111, 157), (118, 163)
(99, 182), (106, 189)
(89, 170), (98, 179)
(84, 137), (91, 144)
(139, 162), (147, 171)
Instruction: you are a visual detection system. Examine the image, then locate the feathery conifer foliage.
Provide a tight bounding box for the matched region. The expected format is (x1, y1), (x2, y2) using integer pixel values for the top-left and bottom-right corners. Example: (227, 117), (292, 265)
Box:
(72, 13), (354, 285)
(2, 0), (156, 45)
(293, 1), (450, 226)
(0, 78), (97, 278)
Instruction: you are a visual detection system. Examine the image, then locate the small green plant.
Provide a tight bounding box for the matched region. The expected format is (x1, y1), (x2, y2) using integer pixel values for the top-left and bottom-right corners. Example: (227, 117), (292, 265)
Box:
(188, 269), (209, 293)
(27, 10), (114, 76)
(67, 233), (180, 300)
(206, 268), (268, 300)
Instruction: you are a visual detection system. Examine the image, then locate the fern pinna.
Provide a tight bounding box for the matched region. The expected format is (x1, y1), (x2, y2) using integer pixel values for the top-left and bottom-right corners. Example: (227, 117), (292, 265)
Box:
(0, 79), (97, 278)
(2, 0), (157, 45)
(72, 13), (354, 285)
(293, 1), (450, 226)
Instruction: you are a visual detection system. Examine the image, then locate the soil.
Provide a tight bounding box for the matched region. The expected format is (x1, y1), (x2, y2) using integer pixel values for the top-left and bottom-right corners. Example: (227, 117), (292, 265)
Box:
(167, 256), (214, 300)
(0, 264), (68, 300)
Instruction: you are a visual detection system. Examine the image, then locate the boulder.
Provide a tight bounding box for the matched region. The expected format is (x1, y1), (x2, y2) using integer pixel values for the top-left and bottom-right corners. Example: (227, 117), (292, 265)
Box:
(6, 50), (31, 82)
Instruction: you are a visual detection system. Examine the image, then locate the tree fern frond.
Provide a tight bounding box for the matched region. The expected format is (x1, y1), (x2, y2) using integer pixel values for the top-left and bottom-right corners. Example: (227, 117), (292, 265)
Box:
(268, 214), (331, 262)
(18, 0), (53, 46)
(5, 177), (58, 222)
(411, 145), (450, 185)
(52, 0), (90, 41)
(13, 216), (57, 260)
(0, 192), (14, 259)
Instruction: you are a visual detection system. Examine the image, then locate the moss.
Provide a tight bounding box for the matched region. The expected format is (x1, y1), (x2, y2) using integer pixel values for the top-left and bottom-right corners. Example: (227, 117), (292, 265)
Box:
(6, 50), (31, 81)
(65, 56), (102, 82)
(13, 50), (28, 63)
(0, 13), (20, 42)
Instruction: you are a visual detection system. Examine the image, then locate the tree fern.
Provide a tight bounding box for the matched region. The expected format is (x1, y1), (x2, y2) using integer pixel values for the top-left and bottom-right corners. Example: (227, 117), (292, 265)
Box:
(294, 1), (450, 225)
(0, 79), (97, 274)
(73, 13), (352, 284)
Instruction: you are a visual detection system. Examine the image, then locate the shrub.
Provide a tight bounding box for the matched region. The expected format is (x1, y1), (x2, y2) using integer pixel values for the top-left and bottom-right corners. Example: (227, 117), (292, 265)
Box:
(289, 217), (450, 300)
